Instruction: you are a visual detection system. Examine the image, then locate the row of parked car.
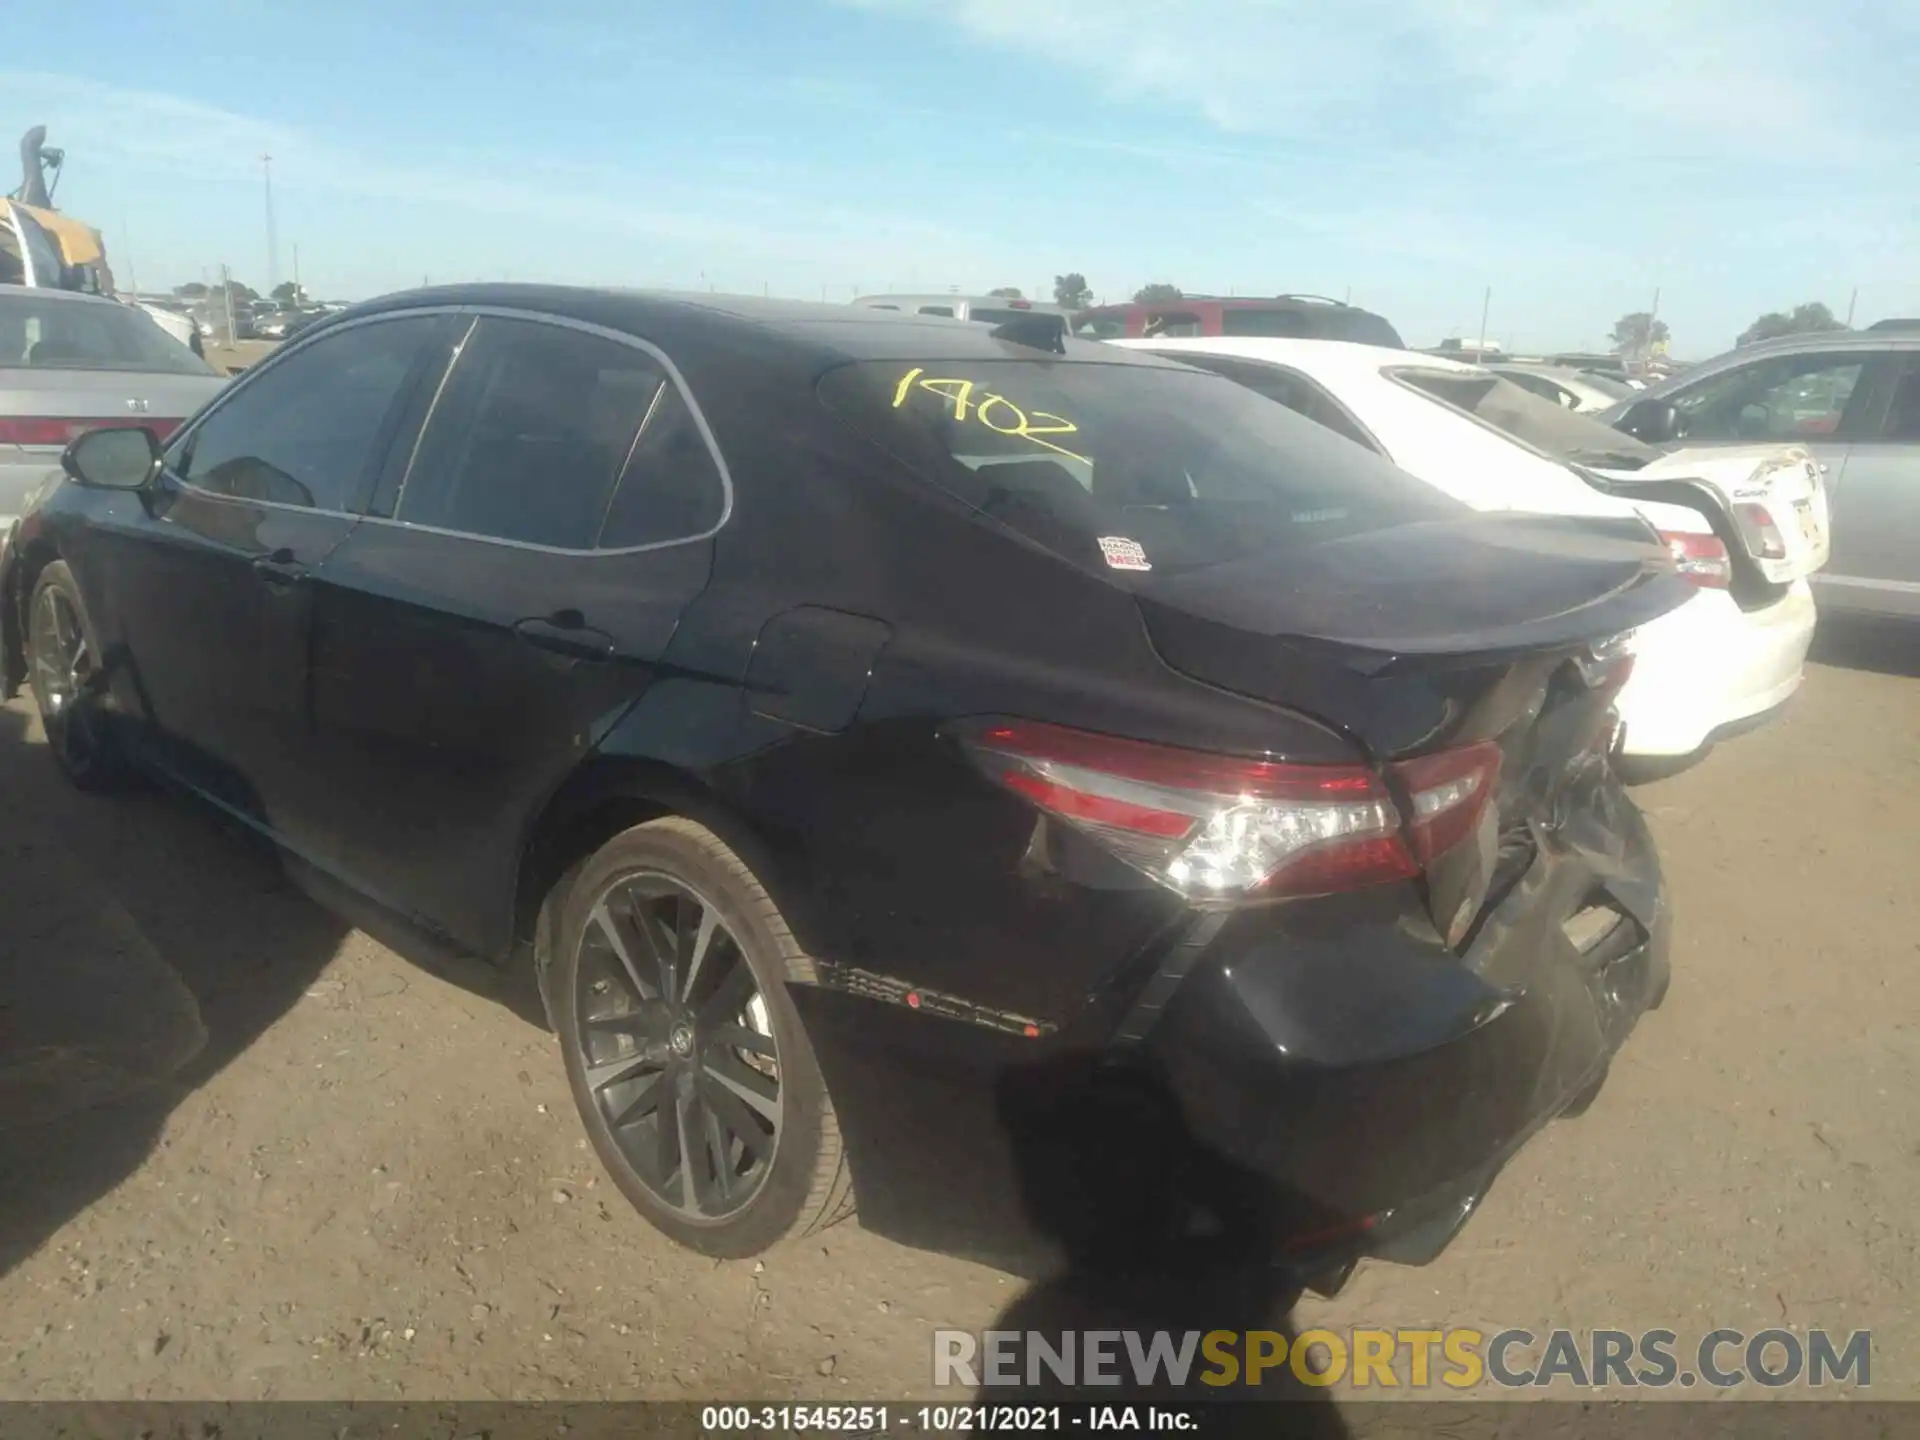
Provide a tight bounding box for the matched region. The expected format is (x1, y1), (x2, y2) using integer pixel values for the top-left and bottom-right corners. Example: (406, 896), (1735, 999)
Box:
(0, 280), (1911, 1282)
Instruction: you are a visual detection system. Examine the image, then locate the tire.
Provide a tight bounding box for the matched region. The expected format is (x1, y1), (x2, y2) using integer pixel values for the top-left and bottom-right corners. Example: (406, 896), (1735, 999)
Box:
(24, 561), (132, 791)
(551, 816), (853, 1257)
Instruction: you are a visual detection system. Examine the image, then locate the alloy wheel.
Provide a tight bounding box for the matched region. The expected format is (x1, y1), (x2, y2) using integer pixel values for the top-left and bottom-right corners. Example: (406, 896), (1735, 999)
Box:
(29, 582), (107, 766)
(571, 872), (781, 1221)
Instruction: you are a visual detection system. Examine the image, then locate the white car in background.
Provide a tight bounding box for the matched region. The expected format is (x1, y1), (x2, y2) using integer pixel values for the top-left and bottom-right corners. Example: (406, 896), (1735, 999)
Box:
(1489, 362), (1638, 414)
(130, 299), (205, 357)
(1113, 337), (1830, 778)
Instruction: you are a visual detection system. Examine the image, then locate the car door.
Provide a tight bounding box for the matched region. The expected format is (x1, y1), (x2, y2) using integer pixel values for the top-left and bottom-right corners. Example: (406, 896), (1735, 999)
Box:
(1816, 351), (1920, 619)
(99, 313), (456, 823)
(300, 313), (726, 955)
(1666, 345), (1890, 478)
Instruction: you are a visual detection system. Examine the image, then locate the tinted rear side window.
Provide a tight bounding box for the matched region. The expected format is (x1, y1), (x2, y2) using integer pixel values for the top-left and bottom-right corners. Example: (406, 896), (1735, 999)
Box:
(396, 317), (666, 549)
(598, 383), (728, 547)
(1393, 368), (1662, 467)
(818, 358), (1459, 578)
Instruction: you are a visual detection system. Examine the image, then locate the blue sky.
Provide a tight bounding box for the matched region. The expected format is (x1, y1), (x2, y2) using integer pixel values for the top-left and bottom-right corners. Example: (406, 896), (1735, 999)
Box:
(9, 0), (1918, 354)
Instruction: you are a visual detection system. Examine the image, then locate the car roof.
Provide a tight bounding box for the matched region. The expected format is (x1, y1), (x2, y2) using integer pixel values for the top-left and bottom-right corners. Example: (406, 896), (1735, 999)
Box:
(1712, 328), (1920, 359)
(1082, 295), (1370, 312)
(0, 283), (123, 311)
(339, 284), (1183, 370)
(852, 294), (1068, 311)
(1109, 334), (1469, 378)
(1632, 326), (1920, 397)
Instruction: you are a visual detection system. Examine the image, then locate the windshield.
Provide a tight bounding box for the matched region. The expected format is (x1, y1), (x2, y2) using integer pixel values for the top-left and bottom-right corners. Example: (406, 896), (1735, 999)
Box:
(0, 293), (216, 375)
(1221, 307), (1405, 347)
(1389, 366), (1662, 470)
(818, 358), (1462, 578)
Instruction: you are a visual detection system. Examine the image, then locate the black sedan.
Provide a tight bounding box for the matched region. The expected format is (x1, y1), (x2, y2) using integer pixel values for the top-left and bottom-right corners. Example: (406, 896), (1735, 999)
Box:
(0, 287), (1687, 1272)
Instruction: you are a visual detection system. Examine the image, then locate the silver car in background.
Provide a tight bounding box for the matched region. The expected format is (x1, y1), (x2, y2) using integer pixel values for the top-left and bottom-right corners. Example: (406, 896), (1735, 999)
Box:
(1, 287), (228, 527)
(1606, 325), (1920, 623)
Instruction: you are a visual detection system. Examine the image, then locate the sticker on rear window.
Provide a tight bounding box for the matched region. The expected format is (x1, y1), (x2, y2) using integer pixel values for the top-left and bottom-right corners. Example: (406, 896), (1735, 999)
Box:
(1098, 536), (1152, 571)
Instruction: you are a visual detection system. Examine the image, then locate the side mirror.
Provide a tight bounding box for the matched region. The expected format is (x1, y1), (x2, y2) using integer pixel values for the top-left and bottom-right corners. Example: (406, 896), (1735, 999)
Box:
(61, 426), (162, 491)
(1614, 396), (1684, 446)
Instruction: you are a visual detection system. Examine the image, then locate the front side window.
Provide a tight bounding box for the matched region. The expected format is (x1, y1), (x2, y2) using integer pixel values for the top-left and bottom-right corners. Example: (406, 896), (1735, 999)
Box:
(1669, 353), (1873, 442)
(819, 357), (1459, 579)
(395, 317), (668, 549)
(174, 316), (440, 510)
(1879, 358), (1920, 442)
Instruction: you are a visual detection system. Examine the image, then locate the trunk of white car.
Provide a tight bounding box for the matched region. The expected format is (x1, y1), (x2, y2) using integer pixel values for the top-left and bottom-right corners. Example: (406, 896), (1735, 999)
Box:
(1588, 446), (1830, 587)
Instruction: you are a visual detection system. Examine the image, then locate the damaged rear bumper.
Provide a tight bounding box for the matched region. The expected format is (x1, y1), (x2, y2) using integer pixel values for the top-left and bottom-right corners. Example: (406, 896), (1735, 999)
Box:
(1143, 775), (1671, 1269)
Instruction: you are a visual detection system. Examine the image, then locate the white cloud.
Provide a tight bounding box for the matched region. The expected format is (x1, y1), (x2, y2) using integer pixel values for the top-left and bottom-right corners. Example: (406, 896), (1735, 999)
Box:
(0, 71), (997, 294)
(842, 0), (1904, 169)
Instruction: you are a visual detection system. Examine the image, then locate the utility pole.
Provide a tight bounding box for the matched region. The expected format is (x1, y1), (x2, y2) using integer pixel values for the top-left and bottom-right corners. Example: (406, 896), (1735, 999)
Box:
(1846, 287), (1859, 327)
(261, 153), (278, 295)
(292, 243), (300, 300)
(220, 263), (236, 342)
(121, 209), (137, 296)
(1476, 286), (1491, 358)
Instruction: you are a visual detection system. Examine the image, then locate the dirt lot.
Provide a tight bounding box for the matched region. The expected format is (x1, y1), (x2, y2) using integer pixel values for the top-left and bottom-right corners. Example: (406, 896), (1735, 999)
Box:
(2, 626), (1917, 1410)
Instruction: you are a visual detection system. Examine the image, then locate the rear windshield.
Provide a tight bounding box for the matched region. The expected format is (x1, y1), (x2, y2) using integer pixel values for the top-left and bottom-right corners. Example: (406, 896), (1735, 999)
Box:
(1221, 307), (1405, 347)
(817, 358), (1461, 578)
(0, 294), (215, 375)
(1391, 367), (1661, 470)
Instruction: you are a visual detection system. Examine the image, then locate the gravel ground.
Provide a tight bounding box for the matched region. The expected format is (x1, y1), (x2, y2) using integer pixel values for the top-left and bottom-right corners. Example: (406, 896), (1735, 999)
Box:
(2, 624), (1916, 1412)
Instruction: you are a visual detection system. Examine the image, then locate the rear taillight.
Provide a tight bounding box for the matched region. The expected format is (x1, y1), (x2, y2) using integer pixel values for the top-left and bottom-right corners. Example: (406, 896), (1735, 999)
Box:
(1734, 502), (1788, 561)
(957, 720), (1500, 900)
(1658, 530), (1731, 589)
(0, 417), (176, 447)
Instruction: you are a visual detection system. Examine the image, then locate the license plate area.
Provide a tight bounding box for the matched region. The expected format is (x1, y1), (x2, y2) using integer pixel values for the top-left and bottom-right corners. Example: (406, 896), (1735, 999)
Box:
(1793, 498), (1819, 545)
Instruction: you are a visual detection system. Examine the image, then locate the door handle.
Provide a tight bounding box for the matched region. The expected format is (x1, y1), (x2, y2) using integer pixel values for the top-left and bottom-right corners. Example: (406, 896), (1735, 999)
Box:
(513, 611), (616, 662)
(252, 548), (307, 585)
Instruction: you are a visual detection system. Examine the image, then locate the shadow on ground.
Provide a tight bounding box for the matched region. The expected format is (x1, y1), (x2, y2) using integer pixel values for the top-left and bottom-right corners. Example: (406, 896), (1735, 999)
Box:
(0, 701), (538, 1282)
(1810, 615), (1920, 678)
(970, 1054), (1351, 1429)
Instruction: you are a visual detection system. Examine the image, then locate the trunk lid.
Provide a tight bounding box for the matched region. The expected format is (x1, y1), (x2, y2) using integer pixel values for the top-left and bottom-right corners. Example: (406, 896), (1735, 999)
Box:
(1133, 511), (1691, 944)
(0, 366), (227, 422)
(1586, 443), (1829, 585)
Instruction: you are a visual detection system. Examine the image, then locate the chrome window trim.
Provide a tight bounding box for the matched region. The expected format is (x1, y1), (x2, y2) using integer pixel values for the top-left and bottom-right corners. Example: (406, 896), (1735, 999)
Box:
(386, 314), (478, 516)
(160, 303), (736, 558)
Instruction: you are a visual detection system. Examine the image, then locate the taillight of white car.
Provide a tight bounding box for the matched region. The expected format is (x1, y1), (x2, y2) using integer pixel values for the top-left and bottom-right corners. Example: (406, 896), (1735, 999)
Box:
(1658, 530), (1732, 589)
(955, 719), (1502, 900)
